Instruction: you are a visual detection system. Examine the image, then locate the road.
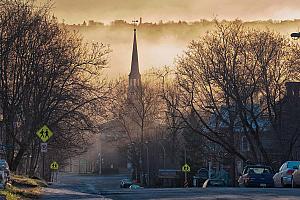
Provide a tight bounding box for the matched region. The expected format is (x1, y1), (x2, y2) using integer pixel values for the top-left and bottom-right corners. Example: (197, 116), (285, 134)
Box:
(41, 173), (123, 200)
(41, 173), (300, 200)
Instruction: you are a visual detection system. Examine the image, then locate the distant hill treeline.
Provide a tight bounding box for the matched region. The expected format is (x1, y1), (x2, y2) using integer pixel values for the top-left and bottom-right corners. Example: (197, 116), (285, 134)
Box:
(60, 19), (300, 77)
(63, 19), (300, 43)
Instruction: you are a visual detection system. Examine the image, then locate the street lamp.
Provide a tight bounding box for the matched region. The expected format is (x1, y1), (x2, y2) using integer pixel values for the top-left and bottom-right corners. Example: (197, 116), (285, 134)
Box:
(130, 142), (139, 181)
(158, 141), (166, 169)
(97, 134), (102, 175)
(139, 143), (143, 184)
(144, 141), (150, 186)
(98, 153), (102, 175)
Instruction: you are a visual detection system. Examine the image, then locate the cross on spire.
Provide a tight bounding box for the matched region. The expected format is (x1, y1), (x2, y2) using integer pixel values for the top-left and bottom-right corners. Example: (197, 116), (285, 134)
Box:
(132, 19), (139, 31)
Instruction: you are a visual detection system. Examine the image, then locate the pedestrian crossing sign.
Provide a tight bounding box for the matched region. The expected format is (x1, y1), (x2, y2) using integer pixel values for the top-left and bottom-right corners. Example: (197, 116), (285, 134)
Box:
(182, 163), (191, 172)
(50, 161), (59, 170)
(36, 125), (53, 142)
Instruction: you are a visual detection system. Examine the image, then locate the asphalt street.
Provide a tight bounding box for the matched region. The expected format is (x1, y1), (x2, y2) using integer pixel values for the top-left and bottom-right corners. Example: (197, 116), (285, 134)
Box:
(41, 173), (300, 200)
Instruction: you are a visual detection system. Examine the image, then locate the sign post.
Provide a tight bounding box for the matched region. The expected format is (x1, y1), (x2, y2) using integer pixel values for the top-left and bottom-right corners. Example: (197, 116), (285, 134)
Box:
(50, 161), (59, 182)
(36, 125), (53, 179)
(182, 163), (191, 187)
(181, 148), (190, 188)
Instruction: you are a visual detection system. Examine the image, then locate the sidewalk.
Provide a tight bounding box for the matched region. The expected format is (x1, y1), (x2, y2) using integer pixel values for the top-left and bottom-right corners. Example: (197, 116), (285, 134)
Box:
(41, 183), (112, 200)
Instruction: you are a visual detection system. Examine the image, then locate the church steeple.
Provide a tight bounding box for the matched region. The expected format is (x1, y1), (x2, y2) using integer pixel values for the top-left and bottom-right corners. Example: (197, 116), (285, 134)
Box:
(129, 28), (140, 79)
(129, 23), (141, 92)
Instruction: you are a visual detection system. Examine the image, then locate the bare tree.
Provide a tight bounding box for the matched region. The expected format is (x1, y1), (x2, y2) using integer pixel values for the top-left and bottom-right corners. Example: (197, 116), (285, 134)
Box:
(155, 67), (185, 166)
(0, 0), (111, 174)
(163, 21), (300, 184)
(106, 74), (164, 182)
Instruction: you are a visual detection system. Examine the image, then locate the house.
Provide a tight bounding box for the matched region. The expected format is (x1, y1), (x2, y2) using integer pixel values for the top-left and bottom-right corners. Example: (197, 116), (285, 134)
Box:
(200, 82), (300, 179)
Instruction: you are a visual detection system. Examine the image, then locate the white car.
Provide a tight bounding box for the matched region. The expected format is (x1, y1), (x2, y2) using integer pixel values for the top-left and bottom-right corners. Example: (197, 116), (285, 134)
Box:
(0, 160), (10, 182)
(273, 161), (300, 187)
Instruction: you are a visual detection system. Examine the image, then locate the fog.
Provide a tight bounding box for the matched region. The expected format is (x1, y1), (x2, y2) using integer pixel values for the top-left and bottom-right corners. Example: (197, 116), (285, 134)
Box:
(40, 0), (300, 24)
(34, 0), (300, 77)
(72, 24), (190, 77)
(66, 20), (300, 77)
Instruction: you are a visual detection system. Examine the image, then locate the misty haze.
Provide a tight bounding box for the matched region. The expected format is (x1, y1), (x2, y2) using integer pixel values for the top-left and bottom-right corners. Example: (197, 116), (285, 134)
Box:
(65, 19), (300, 77)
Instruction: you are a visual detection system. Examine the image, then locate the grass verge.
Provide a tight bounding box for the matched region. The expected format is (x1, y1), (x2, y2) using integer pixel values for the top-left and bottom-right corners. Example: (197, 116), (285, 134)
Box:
(0, 189), (20, 200)
(12, 175), (48, 187)
(0, 175), (48, 199)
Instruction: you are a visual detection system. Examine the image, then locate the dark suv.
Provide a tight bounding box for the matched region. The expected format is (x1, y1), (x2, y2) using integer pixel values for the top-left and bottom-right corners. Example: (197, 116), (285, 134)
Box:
(238, 165), (274, 187)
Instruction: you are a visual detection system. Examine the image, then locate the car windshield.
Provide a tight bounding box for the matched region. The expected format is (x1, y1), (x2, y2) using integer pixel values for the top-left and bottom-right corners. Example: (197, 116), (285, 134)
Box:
(246, 167), (272, 174)
(287, 161), (300, 169)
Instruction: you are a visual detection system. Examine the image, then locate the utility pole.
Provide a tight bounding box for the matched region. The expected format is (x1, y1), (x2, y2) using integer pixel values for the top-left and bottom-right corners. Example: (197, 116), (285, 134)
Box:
(99, 153), (102, 175)
(79, 158), (81, 174)
(69, 157), (72, 172)
(208, 161), (212, 179)
(42, 152), (45, 178)
(145, 142), (150, 186)
(98, 135), (102, 175)
(184, 148), (187, 187)
(139, 143), (143, 185)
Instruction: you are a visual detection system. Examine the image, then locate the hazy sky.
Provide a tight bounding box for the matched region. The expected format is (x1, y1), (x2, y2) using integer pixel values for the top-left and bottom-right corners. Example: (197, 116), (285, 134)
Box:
(44, 0), (300, 24)
(37, 0), (300, 78)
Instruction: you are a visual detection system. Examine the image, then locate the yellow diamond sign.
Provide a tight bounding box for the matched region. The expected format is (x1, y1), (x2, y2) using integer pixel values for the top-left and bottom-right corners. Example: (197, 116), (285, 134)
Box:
(36, 125), (53, 142)
(50, 161), (59, 170)
(182, 163), (191, 172)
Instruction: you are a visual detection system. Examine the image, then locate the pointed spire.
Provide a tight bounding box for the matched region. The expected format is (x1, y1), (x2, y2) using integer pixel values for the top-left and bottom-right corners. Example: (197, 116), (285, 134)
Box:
(129, 28), (141, 79)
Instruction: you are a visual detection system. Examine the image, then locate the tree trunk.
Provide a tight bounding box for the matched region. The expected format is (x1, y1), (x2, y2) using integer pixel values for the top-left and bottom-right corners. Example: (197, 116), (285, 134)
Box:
(11, 146), (26, 171)
(229, 155), (237, 187)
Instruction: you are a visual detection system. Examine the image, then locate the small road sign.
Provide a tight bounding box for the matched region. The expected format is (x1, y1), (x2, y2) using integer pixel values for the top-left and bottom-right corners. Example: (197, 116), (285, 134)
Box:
(36, 125), (53, 142)
(50, 161), (59, 170)
(182, 163), (191, 172)
(41, 143), (47, 153)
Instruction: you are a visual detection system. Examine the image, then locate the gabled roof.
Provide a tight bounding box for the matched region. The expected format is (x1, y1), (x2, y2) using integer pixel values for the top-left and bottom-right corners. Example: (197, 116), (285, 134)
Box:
(207, 104), (270, 133)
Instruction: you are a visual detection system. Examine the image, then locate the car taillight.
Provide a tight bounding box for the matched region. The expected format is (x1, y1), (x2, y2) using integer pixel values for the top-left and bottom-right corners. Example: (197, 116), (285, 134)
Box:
(244, 175), (251, 182)
(287, 169), (295, 175)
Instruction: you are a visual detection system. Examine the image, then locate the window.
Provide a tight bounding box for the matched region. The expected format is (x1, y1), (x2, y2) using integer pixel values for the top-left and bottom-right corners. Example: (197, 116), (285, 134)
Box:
(246, 167), (272, 174)
(241, 136), (250, 152)
(287, 161), (300, 169)
(279, 163), (286, 172)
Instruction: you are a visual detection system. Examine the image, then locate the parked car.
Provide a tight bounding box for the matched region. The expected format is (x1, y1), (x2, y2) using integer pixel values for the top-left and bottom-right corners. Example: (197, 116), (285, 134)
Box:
(129, 184), (143, 189)
(202, 179), (226, 188)
(273, 161), (300, 187)
(0, 160), (10, 182)
(238, 165), (274, 187)
(196, 168), (209, 186)
(120, 179), (133, 188)
(291, 166), (300, 187)
(0, 171), (5, 189)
